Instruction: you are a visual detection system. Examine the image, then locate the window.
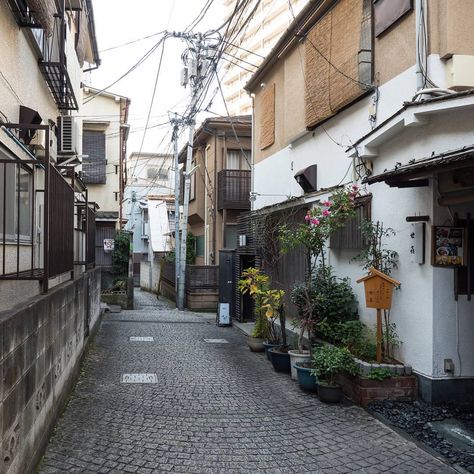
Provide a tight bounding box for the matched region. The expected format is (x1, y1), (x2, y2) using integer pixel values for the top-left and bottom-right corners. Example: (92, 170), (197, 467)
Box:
(224, 225), (238, 249)
(147, 167), (169, 181)
(455, 218), (474, 298)
(226, 150), (251, 171)
(330, 195), (372, 250)
(374, 0), (412, 37)
(82, 130), (106, 184)
(195, 235), (205, 257)
(141, 209), (149, 237)
(0, 163), (33, 241)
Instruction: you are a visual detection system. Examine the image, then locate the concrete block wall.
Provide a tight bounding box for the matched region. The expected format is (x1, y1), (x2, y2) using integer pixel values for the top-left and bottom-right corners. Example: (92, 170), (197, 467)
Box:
(0, 268), (101, 474)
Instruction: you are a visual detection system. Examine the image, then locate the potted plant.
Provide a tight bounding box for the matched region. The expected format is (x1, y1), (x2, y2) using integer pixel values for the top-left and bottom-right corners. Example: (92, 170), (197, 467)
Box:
(311, 345), (359, 403)
(267, 300), (292, 373)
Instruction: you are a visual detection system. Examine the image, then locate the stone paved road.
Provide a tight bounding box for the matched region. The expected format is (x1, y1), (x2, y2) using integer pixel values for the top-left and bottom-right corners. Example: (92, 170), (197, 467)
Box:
(39, 290), (453, 473)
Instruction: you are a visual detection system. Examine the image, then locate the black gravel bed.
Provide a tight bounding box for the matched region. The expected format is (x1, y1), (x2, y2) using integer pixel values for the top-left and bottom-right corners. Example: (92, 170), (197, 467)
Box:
(369, 400), (474, 472)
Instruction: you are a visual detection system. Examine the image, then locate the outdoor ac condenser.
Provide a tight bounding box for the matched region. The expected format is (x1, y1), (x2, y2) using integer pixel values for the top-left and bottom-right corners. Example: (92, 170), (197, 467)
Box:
(57, 115), (77, 155)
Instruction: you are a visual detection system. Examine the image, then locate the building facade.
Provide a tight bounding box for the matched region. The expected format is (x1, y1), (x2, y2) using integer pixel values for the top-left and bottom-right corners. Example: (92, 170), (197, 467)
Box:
(81, 87), (130, 267)
(180, 116), (252, 265)
(245, 0), (474, 404)
(222, 0), (308, 115)
(0, 1), (102, 472)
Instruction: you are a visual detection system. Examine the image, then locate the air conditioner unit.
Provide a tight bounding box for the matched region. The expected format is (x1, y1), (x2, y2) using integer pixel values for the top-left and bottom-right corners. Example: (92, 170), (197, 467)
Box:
(58, 115), (77, 155)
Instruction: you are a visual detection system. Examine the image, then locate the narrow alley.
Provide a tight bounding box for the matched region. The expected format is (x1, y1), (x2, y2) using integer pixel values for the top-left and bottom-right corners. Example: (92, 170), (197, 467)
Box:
(38, 290), (452, 474)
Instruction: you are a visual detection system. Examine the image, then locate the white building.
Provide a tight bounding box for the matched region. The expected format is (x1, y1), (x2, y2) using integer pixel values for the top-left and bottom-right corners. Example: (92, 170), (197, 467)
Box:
(124, 152), (174, 288)
(245, 0), (474, 404)
(222, 0), (308, 115)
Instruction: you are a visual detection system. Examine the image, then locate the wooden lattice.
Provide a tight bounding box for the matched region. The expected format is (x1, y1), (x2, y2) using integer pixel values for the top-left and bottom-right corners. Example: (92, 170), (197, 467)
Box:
(259, 83), (275, 150)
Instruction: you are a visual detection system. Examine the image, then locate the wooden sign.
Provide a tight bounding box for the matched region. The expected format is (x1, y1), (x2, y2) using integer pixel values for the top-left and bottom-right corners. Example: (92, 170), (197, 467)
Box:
(357, 267), (400, 310)
(357, 268), (401, 363)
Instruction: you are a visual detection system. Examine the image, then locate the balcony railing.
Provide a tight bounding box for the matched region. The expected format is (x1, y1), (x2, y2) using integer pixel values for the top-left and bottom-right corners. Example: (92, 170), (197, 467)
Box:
(217, 169), (251, 210)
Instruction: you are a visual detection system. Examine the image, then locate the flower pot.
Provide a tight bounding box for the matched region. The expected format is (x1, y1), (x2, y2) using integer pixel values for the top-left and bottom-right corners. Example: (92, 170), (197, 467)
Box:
(269, 348), (291, 373)
(317, 382), (343, 403)
(263, 342), (279, 361)
(247, 336), (265, 352)
(294, 362), (318, 392)
(288, 350), (311, 380)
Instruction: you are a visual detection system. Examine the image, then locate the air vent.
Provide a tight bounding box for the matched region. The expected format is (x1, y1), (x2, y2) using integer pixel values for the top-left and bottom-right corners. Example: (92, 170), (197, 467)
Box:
(58, 116), (77, 155)
(294, 165), (317, 193)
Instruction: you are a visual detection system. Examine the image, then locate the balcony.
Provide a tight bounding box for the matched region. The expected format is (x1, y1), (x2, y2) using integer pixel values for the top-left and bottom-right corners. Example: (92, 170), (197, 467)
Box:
(217, 170), (251, 211)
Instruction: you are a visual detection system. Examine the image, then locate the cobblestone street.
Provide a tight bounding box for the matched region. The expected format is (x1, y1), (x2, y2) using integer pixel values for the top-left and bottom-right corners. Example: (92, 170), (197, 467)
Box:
(39, 290), (453, 473)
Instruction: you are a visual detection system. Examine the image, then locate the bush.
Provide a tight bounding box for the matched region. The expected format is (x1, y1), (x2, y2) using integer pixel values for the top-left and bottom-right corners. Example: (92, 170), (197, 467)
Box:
(311, 345), (359, 386)
(367, 367), (392, 381)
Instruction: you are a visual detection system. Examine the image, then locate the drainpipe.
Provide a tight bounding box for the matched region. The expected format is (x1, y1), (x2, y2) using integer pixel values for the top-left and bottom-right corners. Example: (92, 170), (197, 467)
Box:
(250, 93), (256, 211)
(415, 0), (427, 91)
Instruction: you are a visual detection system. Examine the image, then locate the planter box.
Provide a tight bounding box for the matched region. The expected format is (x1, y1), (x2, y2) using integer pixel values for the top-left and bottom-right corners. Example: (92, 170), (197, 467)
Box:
(338, 373), (417, 407)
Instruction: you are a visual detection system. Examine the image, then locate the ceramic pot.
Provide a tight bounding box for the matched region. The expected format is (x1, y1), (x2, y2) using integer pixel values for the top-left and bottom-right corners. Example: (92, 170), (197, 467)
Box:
(294, 362), (318, 392)
(269, 348), (291, 373)
(263, 342), (279, 361)
(247, 336), (265, 352)
(288, 350), (311, 380)
(317, 382), (343, 403)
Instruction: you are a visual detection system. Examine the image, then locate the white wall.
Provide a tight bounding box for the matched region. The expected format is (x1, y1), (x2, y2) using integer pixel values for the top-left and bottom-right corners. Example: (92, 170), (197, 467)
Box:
(252, 55), (474, 379)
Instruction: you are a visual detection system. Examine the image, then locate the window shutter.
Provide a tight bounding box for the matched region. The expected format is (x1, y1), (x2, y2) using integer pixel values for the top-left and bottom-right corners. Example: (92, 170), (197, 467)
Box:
(82, 131), (106, 184)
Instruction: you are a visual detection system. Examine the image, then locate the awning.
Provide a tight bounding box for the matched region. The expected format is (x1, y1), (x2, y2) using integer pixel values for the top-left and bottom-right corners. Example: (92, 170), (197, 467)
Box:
(364, 145), (474, 188)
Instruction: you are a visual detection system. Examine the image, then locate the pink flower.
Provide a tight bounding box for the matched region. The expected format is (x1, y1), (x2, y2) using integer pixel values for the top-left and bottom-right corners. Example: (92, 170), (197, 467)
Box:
(323, 200), (332, 207)
(305, 214), (310, 221)
(310, 218), (320, 226)
(349, 194), (355, 201)
(351, 184), (359, 191)
(322, 209), (331, 217)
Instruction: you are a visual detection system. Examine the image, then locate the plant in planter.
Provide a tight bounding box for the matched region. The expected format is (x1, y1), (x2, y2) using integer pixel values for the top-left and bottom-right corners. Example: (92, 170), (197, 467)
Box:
(311, 345), (359, 403)
(238, 268), (285, 353)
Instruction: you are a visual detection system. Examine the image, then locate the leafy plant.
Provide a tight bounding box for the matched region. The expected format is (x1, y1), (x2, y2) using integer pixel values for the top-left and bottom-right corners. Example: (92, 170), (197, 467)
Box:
(367, 367), (392, 381)
(311, 345), (359, 386)
(112, 231), (130, 277)
(165, 232), (197, 264)
(238, 268), (285, 343)
(319, 319), (376, 361)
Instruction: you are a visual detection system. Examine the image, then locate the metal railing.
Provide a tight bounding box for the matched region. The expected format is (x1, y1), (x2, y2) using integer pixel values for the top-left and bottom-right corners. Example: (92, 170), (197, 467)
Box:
(217, 169), (251, 210)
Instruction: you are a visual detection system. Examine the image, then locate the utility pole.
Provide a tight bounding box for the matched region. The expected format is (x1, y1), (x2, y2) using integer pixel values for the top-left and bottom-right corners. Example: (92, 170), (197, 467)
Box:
(177, 34), (202, 311)
(171, 114), (181, 296)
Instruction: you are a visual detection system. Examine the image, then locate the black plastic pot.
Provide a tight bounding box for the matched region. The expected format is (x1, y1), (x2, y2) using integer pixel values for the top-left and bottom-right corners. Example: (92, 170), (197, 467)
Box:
(317, 382), (343, 403)
(263, 342), (279, 361)
(269, 348), (291, 374)
(294, 363), (318, 392)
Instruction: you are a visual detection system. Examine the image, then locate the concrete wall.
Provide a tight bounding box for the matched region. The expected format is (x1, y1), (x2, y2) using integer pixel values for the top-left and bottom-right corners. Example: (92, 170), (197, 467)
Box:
(0, 268), (101, 474)
(140, 254), (163, 294)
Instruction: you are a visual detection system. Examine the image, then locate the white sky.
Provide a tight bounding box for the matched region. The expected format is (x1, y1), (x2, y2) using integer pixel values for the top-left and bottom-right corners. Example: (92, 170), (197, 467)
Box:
(84, 0), (227, 157)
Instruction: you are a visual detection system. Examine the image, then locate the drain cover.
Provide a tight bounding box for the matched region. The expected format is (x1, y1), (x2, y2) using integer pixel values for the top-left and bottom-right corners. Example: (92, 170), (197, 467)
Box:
(204, 338), (229, 343)
(121, 373), (158, 383)
(428, 419), (474, 453)
(129, 336), (154, 342)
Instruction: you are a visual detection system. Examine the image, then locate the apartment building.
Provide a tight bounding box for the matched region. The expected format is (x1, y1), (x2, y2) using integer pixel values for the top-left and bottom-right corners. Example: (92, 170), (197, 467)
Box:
(222, 0), (308, 115)
(180, 116), (251, 265)
(0, 1), (101, 472)
(244, 0), (474, 404)
(81, 86), (130, 267)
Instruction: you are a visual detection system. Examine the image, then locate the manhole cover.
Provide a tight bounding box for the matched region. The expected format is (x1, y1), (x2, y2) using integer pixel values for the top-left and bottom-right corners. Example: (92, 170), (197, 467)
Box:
(129, 336), (154, 342)
(121, 373), (158, 384)
(204, 339), (229, 343)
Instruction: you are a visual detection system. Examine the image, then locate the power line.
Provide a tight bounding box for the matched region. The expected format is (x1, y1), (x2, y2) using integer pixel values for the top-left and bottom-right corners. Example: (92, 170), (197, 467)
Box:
(99, 31), (166, 53)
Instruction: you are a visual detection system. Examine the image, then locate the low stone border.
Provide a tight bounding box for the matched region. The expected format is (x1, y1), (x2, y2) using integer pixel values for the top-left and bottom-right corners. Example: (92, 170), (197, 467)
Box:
(354, 358), (412, 376)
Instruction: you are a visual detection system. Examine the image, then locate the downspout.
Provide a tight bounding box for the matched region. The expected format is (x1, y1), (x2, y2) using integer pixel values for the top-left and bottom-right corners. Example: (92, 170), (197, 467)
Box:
(250, 93), (256, 211)
(204, 144), (211, 265)
(213, 133), (217, 265)
(415, 0), (427, 91)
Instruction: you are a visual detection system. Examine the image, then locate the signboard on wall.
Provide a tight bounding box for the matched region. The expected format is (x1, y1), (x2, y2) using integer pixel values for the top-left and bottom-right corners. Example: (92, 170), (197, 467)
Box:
(432, 226), (466, 267)
(103, 239), (115, 252)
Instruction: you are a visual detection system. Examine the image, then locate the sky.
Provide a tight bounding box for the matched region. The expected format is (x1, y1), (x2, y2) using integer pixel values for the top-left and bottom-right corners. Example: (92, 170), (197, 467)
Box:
(84, 0), (227, 157)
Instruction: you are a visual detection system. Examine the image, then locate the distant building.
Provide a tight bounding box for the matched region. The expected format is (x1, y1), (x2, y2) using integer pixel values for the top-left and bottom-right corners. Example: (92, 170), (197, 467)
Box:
(81, 87), (130, 267)
(222, 0), (308, 115)
(124, 152), (174, 287)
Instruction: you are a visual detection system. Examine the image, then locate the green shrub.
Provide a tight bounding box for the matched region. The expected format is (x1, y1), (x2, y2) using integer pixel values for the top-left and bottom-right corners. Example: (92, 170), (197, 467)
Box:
(311, 345), (359, 386)
(367, 367), (392, 381)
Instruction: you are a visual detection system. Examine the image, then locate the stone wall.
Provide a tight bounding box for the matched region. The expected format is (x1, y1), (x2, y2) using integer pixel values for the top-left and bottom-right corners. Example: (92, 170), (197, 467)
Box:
(0, 268), (101, 474)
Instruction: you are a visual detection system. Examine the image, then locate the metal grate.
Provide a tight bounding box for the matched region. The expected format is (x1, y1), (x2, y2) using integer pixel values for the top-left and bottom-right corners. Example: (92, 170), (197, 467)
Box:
(82, 131), (106, 184)
(38, 62), (78, 110)
(217, 170), (251, 210)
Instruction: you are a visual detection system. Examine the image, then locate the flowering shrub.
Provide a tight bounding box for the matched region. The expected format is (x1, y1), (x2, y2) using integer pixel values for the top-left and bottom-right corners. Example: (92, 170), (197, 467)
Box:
(280, 184), (359, 265)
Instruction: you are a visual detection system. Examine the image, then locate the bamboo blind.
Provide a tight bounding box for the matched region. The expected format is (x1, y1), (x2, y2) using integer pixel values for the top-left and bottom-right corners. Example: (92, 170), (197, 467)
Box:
(29, 0), (56, 37)
(305, 0), (367, 128)
(75, 10), (88, 67)
(259, 83), (275, 150)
